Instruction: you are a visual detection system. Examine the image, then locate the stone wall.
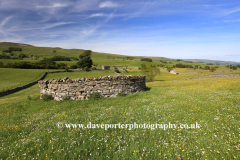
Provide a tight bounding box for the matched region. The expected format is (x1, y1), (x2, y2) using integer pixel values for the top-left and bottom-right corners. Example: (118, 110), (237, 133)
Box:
(38, 75), (146, 101)
(0, 71), (66, 97)
(0, 72), (47, 97)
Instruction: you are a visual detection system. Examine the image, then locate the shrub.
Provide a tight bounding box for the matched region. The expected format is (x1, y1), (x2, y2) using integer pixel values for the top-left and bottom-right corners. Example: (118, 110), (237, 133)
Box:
(117, 93), (126, 97)
(63, 97), (71, 100)
(88, 93), (101, 100)
(70, 64), (78, 69)
(114, 69), (120, 73)
(209, 67), (216, 72)
(65, 66), (69, 72)
(230, 66), (237, 70)
(92, 67), (96, 70)
(175, 63), (185, 68)
(50, 56), (71, 61)
(145, 87), (151, 91)
(84, 67), (90, 71)
(166, 67), (173, 72)
(204, 66), (210, 70)
(42, 94), (53, 101)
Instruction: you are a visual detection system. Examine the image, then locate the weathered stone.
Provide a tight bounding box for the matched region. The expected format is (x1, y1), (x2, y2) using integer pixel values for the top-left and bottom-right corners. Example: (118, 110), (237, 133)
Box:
(38, 75), (146, 101)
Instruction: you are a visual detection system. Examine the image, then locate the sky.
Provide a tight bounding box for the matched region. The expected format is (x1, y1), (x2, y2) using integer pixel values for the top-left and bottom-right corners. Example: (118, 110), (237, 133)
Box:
(0, 0), (240, 62)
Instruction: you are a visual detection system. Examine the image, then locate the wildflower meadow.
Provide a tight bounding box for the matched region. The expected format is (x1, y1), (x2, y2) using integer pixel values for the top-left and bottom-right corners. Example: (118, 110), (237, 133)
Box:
(1, 77), (239, 159)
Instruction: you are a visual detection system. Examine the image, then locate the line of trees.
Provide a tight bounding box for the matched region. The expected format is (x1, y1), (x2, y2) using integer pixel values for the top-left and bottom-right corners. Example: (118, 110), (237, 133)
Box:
(0, 59), (67, 69)
(226, 65), (238, 70)
(173, 63), (193, 68)
(141, 58), (152, 62)
(2, 47), (22, 53)
(0, 53), (28, 60)
(46, 56), (71, 61)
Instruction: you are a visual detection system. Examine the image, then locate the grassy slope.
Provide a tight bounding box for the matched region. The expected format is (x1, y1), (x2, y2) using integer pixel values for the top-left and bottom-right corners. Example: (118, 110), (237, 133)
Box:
(0, 77), (239, 159)
(0, 68), (46, 91)
(1, 42), (236, 71)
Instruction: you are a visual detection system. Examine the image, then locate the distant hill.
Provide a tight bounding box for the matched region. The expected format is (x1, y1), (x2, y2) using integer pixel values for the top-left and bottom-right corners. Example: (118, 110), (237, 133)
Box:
(0, 42), (30, 46)
(1, 42), (240, 65)
(184, 59), (240, 65)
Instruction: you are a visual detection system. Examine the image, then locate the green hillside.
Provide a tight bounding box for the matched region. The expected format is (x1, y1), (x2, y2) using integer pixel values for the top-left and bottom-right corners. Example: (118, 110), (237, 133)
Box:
(1, 42), (235, 69)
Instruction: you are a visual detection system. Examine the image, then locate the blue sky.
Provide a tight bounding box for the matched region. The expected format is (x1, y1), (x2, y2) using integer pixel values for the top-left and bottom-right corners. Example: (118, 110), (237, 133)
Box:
(0, 0), (240, 62)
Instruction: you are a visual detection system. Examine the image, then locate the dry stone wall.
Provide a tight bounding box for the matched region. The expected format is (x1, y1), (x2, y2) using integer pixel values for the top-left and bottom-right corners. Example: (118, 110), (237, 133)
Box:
(0, 71), (65, 97)
(38, 75), (146, 101)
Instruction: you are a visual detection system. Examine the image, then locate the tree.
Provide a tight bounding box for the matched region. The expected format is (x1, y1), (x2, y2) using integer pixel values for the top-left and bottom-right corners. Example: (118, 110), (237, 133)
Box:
(209, 67), (216, 72)
(140, 64), (160, 82)
(77, 50), (93, 69)
(0, 62), (4, 68)
(166, 67), (173, 72)
(230, 66), (237, 70)
(140, 63), (147, 70)
(141, 58), (152, 62)
(204, 66), (210, 70)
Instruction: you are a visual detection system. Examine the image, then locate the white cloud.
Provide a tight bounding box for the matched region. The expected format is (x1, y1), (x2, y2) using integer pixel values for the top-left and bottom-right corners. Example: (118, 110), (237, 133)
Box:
(42, 22), (73, 30)
(36, 3), (68, 8)
(0, 16), (13, 28)
(224, 7), (240, 15)
(81, 24), (102, 36)
(99, 1), (118, 8)
(0, 16), (14, 38)
(70, 0), (100, 13)
(88, 13), (105, 18)
(225, 54), (239, 57)
(195, 4), (225, 7)
(224, 19), (240, 23)
(82, 13), (114, 37)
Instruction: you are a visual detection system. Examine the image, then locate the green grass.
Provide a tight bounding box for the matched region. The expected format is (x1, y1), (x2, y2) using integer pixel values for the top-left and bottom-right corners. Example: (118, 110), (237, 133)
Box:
(0, 68), (46, 91)
(0, 84), (40, 103)
(0, 77), (239, 159)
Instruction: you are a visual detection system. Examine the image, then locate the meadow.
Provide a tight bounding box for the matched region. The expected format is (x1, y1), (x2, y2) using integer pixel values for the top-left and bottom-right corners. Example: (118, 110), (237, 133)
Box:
(0, 42), (239, 159)
(1, 75), (239, 159)
(0, 68), (45, 91)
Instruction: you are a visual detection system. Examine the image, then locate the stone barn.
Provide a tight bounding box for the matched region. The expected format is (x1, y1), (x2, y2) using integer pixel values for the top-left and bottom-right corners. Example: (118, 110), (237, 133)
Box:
(170, 70), (179, 75)
(101, 65), (110, 70)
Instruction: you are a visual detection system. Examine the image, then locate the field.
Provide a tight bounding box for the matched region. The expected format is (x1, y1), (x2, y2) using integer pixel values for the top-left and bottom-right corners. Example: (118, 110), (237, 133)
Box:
(1, 71), (240, 159)
(0, 42), (240, 159)
(0, 68), (45, 91)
